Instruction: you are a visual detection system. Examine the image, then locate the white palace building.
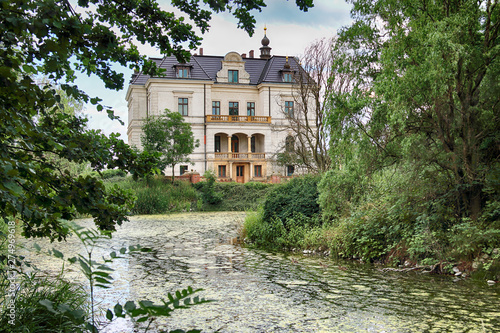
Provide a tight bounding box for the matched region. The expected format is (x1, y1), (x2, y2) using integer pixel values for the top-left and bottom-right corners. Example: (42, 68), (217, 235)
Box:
(126, 31), (304, 183)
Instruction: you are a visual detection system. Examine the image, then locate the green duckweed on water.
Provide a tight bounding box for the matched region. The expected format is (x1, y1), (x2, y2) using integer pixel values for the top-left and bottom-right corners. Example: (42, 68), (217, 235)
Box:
(20, 212), (500, 332)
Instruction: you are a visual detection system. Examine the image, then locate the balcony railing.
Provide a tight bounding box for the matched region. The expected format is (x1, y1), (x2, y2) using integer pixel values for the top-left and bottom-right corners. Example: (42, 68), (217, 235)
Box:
(214, 152), (266, 160)
(206, 115), (271, 123)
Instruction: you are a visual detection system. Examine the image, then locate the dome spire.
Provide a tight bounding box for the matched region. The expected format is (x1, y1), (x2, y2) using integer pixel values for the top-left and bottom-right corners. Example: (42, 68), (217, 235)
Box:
(260, 26), (271, 59)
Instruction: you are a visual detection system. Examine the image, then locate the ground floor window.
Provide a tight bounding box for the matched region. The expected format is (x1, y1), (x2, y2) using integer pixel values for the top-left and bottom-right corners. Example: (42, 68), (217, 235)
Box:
(254, 165), (262, 177)
(180, 165), (188, 175)
(218, 165), (226, 177)
(286, 165), (295, 176)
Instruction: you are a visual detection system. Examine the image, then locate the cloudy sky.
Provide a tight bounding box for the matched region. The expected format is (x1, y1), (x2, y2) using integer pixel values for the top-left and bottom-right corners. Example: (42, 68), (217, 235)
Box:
(80, 0), (353, 142)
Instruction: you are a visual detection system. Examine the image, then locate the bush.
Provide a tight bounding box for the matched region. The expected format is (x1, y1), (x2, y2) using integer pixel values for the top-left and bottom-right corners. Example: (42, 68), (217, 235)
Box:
(197, 171), (223, 206)
(111, 176), (198, 214)
(262, 175), (322, 230)
(194, 178), (274, 211)
(90, 169), (127, 180)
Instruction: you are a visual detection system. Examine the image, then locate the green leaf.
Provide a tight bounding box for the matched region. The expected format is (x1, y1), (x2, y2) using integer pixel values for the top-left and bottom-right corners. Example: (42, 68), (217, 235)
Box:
(95, 284), (111, 289)
(124, 301), (136, 312)
(68, 257), (77, 264)
(39, 299), (56, 313)
(106, 309), (114, 321)
(94, 277), (112, 284)
(139, 300), (153, 308)
(78, 258), (92, 275)
(52, 248), (64, 259)
(114, 303), (124, 317)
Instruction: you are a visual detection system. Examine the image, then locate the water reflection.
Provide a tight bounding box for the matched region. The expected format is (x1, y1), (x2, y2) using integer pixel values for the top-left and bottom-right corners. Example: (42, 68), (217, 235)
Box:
(21, 212), (500, 332)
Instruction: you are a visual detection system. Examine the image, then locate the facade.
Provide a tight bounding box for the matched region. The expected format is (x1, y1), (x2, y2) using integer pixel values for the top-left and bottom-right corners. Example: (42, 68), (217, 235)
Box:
(126, 33), (302, 183)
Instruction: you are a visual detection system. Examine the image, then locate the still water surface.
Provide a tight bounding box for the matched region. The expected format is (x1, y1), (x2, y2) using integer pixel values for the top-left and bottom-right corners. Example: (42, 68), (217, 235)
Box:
(22, 212), (500, 332)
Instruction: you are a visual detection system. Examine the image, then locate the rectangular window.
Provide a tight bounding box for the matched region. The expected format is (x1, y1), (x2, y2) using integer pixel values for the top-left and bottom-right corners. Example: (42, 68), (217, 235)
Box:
(254, 165), (262, 177)
(212, 101), (220, 115)
(285, 101), (294, 117)
(228, 70), (239, 83)
(229, 102), (239, 116)
(218, 165), (226, 178)
(283, 73), (293, 82)
(247, 102), (255, 116)
(251, 136), (256, 153)
(180, 165), (188, 175)
(177, 67), (189, 78)
(178, 98), (188, 116)
(287, 165), (295, 176)
(214, 135), (221, 152)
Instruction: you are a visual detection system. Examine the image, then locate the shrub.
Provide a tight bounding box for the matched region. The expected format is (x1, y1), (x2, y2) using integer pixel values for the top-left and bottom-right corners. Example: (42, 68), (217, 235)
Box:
(262, 175), (322, 230)
(243, 207), (286, 248)
(111, 176), (197, 214)
(198, 171), (223, 206)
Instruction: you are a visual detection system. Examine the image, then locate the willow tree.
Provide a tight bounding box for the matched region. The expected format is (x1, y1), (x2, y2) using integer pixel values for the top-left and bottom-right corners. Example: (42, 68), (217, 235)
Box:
(331, 0), (500, 221)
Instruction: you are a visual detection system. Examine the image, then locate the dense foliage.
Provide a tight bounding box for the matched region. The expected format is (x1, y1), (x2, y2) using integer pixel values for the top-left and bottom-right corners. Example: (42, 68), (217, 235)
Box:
(329, 0), (499, 222)
(106, 177), (198, 215)
(262, 175), (322, 229)
(245, 0), (499, 275)
(195, 178), (274, 211)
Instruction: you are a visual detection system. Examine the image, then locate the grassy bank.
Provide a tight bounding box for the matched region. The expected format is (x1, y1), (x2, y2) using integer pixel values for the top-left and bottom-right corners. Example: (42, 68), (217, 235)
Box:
(105, 175), (275, 214)
(242, 175), (500, 281)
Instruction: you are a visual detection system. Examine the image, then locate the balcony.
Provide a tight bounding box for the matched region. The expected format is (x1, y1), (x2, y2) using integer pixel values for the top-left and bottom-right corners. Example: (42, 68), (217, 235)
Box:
(206, 115), (271, 123)
(214, 152), (266, 160)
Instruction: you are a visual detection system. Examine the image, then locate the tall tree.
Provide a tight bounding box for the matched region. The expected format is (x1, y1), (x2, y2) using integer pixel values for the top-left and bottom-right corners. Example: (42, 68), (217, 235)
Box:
(141, 109), (199, 181)
(332, 0), (500, 220)
(0, 0), (314, 240)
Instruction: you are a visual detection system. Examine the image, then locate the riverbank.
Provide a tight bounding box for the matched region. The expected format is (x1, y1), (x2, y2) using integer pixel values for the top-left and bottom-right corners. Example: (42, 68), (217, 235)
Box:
(241, 176), (500, 282)
(104, 175), (275, 214)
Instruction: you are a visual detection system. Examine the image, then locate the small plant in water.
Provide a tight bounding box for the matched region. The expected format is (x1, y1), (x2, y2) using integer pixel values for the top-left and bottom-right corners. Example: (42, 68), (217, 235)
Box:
(35, 221), (211, 332)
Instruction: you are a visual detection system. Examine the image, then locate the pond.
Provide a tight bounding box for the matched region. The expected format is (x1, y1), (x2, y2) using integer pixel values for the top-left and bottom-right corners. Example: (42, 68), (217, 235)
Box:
(21, 212), (500, 332)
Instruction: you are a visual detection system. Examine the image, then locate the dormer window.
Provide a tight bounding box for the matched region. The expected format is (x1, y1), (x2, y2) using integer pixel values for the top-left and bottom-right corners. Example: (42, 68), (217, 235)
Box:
(177, 67), (190, 78)
(228, 70), (239, 83)
(283, 73), (293, 82)
(281, 56), (295, 83)
(173, 64), (192, 78)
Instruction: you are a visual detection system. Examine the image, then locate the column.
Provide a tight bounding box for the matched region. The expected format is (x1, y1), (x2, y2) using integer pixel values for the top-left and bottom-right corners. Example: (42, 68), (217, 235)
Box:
(247, 135), (252, 159)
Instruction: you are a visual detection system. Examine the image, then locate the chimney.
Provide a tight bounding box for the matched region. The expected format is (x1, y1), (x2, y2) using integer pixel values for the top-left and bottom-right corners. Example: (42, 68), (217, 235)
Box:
(249, 50), (254, 58)
(242, 53), (246, 58)
(199, 48), (203, 56)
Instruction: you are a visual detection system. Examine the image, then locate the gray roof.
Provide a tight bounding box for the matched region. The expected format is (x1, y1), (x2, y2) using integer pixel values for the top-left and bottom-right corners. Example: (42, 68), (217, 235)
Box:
(130, 54), (302, 86)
